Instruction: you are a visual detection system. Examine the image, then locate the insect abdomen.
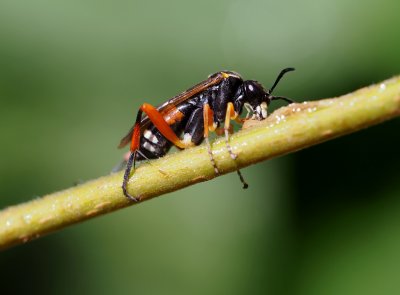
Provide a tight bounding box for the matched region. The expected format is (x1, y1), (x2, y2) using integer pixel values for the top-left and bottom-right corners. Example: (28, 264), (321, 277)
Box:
(136, 101), (197, 160)
(137, 125), (174, 160)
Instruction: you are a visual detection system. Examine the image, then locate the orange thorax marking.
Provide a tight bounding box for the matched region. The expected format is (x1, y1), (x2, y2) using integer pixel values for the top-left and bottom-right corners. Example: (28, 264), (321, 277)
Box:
(160, 106), (184, 125)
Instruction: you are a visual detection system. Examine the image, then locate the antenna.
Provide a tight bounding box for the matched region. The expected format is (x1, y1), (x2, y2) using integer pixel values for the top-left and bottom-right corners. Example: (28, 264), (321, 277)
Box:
(269, 67), (295, 94)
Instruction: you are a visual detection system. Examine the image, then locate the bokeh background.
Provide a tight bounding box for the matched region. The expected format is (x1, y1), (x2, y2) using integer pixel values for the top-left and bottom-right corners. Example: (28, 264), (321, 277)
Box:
(1, 0), (400, 294)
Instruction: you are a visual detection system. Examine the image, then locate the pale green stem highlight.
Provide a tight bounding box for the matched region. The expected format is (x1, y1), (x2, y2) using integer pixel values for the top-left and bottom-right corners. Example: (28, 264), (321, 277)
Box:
(1, 76), (399, 250)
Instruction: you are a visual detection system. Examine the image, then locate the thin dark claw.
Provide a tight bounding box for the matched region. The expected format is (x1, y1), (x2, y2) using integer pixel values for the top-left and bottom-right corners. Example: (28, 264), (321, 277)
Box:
(236, 170), (249, 189)
(123, 188), (140, 202)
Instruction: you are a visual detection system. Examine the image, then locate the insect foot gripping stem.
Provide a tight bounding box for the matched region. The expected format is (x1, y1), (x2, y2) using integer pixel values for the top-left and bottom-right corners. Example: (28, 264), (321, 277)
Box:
(122, 152), (140, 202)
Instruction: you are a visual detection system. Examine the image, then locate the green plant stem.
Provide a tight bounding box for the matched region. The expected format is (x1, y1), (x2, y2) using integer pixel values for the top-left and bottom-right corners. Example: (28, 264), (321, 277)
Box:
(1, 76), (400, 251)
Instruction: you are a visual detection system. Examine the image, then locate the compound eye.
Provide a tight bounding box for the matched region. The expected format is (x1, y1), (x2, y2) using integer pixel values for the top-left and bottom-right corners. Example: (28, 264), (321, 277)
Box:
(245, 82), (257, 95)
(244, 81), (265, 109)
(247, 83), (254, 92)
(245, 81), (265, 96)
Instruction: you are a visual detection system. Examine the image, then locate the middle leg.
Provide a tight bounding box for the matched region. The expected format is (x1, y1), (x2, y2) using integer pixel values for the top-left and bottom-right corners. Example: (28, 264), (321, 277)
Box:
(203, 103), (219, 174)
(224, 102), (238, 160)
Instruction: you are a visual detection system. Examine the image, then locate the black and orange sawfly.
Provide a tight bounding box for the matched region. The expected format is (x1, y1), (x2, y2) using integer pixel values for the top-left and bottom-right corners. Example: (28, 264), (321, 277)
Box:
(118, 68), (295, 201)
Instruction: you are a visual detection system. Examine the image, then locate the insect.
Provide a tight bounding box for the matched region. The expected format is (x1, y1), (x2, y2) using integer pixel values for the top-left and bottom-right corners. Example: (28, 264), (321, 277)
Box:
(118, 68), (295, 201)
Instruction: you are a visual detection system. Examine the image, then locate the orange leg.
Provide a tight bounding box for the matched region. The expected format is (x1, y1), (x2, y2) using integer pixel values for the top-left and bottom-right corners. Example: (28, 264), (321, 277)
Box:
(203, 103), (219, 174)
(135, 103), (193, 150)
(123, 103), (193, 202)
(235, 117), (245, 124)
(224, 102), (238, 160)
(215, 125), (233, 136)
(122, 107), (144, 201)
(224, 102), (249, 189)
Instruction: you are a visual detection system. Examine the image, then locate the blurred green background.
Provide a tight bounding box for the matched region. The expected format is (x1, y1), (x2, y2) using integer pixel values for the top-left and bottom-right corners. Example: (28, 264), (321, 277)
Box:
(1, 0), (400, 294)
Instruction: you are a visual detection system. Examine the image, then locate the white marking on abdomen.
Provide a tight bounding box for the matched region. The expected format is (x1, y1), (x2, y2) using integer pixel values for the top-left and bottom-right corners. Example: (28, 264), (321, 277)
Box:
(144, 130), (159, 144)
(143, 142), (156, 153)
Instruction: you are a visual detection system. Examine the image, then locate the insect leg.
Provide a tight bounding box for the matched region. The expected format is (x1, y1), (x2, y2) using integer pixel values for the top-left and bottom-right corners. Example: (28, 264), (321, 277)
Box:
(123, 103), (195, 201)
(203, 103), (219, 174)
(140, 103), (194, 149)
(235, 117), (245, 124)
(224, 102), (249, 189)
(224, 102), (238, 160)
(122, 108), (143, 202)
(122, 152), (140, 202)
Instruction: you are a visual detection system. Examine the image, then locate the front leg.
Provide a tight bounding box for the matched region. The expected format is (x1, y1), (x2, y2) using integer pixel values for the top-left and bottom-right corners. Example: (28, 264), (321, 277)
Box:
(205, 102), (249, 189)
(223, 102), (249, 189)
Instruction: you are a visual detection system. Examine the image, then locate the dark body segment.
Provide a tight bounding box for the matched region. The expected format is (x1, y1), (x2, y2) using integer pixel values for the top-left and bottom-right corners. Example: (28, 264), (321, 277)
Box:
(213, 74), (243, 122)
(183, 107), (204, 145)
(137, 101), (195, 160)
